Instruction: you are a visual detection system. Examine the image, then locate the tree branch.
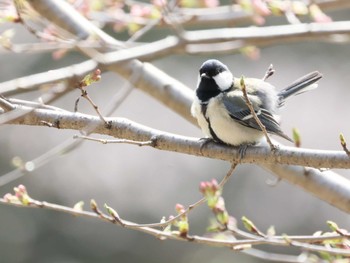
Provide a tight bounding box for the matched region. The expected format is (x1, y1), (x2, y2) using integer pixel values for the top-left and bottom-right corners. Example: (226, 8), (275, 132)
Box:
(91, 0), (350, 29)
(4, 105), (349, 169)
(1, 195), (349, 256)
(2, 105), (350, 213)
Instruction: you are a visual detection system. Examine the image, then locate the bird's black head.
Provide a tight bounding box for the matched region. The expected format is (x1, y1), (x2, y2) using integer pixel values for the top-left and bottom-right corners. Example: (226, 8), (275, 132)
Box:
(196, 59), (233, 103)
(199, 59), (229, 78)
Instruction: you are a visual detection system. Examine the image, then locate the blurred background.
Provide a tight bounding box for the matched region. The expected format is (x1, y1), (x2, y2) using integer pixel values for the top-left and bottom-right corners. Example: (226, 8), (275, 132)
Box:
(0, 3), (350, 263)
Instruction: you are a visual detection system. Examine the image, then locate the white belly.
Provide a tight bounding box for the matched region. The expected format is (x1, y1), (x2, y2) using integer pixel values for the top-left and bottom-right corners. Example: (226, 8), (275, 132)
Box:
(191, 97), (263, 146)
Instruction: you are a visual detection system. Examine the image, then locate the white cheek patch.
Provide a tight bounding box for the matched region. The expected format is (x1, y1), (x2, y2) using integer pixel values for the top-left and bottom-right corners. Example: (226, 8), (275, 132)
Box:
(213, 70), (233, 91)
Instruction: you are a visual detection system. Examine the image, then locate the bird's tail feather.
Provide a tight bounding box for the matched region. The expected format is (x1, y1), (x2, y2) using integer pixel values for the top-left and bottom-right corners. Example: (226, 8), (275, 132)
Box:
(278, 71), (322, 106)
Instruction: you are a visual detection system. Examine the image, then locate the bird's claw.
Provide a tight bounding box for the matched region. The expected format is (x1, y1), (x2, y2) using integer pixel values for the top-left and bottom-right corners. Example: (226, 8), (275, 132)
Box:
(238, 144), (249, 160)
(237, 142), (257, 161)
(199, 138), (214, 155)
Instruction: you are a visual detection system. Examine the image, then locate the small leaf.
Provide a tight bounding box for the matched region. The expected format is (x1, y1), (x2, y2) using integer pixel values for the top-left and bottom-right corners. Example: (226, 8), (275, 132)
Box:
(216, 210), (229, 226)
(240, 75), (246, 88)
(73, 201), (84, 211)
(104, 203), (120, 219)
(237, 0), (253, 12)
(340, 133), (346, 146)
(177, 220), (189, 236)
(242, 216), (256, 233)
(80, 69), (101, 87)
(0, 29), (14, 49)
(293, 128), (301, 147)
(327, 220), (339, 232)
(90, 199), (98, 210)
(128, 22), (141, 35)
(309, 4), (332, 23)
(266, 225), (276, 237)
(291, 1), (308, 16)
(240, 46), (260, 60)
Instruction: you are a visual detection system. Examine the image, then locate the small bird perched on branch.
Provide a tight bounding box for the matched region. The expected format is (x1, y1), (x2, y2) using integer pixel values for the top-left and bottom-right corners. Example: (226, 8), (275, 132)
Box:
(191, 59), (322, 147)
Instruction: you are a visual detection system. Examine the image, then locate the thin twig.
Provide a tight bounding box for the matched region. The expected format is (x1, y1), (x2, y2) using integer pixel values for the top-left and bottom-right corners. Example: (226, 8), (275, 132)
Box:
(74, 134), (154, 146)
(219, 162), (238, 188)
(126, 17), (161, 43)
(0, 162), (239, 232)
(240, 76), (275, 150)
(136, 161), (238, 229)
(75, 69), (110, 126)
(75, 90), (109, 125)
(1, 196), (350, 256)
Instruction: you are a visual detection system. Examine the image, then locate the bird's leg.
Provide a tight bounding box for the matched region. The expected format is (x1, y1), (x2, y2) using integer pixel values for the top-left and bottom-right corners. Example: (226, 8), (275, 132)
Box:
(238, 144), (249, 160)
(237, 142), (257, 160)
(198, 137), (215, 155)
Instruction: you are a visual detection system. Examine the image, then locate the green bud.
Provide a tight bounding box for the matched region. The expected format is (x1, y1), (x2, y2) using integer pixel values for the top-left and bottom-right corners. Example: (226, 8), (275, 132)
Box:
(292, 128), (301, 147)
(217, 210), (229, 226)
(240, 75), (246, 88)
(177, 220), (189, 237)
(90, 199), (98, 210)
(327, 220), (339, 232)
(340, 133), (346, 146)
(104, 203), (120, 219)
(242, 216), (254, 232)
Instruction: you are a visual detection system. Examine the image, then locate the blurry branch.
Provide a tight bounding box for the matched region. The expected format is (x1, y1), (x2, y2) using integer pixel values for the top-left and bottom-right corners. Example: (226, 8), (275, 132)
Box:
(22, 0), (123, 47)
(3, 19), (350, 119)
(0, 60), (97, 96)
(177, 0), (350, 26)
(317, 0), (350, 10)
(182, 21), (350, 44)
(95, 21), (350, 64)
(1, 184), (349, 258)
(3, 21), (350, 58)
(87, 0), (350, 29)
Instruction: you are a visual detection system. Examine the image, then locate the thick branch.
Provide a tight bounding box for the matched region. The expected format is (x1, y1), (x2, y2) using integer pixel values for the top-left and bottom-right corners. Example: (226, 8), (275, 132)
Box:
(5, 106), (350, 169)
(4, 106), (350, 213)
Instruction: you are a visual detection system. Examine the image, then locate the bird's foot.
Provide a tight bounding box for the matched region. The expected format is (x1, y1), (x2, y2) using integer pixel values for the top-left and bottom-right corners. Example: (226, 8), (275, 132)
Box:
(237, 143), (256, 161)
(238, 144), (249, 160)
(198, 137), (215, 155)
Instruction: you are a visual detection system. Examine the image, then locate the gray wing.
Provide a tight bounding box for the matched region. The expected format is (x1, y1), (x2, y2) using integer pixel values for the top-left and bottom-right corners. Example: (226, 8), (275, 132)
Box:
(222, 93), (292, 142)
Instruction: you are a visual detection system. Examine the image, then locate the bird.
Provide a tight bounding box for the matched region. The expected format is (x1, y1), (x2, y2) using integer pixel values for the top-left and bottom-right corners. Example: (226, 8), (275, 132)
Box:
(191, 59), (322, 147)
